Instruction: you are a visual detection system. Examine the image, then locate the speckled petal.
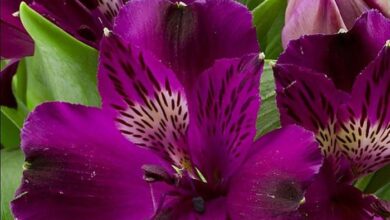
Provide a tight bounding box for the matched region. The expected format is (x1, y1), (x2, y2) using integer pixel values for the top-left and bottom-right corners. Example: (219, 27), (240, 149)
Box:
(11, 102), (164, 220)
(99, 33), (191, 169)
(31, 0), (126, 47)
(187, 54), (263, 184)
(336, 44), (390, 176)
(274, 64), (348, 156)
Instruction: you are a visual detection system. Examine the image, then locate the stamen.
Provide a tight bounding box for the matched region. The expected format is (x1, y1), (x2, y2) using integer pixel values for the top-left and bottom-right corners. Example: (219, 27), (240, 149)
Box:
(192, 196), (205, 213)
(195, 167), (208, 183)
(338, 28), (347, 33)
(299, 197), (306, 205)
(23, 161), (32, 170)
(386, 40), (390, 48)
(176, 1), (187, 8)
(259, 52), (265, 60)
(142, 164), (174, 184)
(103, 28), (111, 37)
(149, 183), (157, 212)
(12, 11), (19, 17)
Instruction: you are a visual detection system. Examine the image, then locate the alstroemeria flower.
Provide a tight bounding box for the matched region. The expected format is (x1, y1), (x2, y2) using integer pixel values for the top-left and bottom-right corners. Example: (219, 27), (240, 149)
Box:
(30, 0), (128, 47)
(274, 10), (390, 219)
(299, 157), (387, 220)
(11, 32), (322, 219)
(0, 0), (34, 107)
(282, 0), (390, 47)
(0, 0), (127, 107)
(113, 0), (260, 88)
(0, 0), (34, 59)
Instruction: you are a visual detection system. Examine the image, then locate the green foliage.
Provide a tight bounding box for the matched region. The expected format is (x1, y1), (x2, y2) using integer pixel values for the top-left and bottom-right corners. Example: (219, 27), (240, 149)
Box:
(19, 3), (100, 109)
(1, 149), (24, 220)
(256, 60), (280, 138)
(252, 0), (287, 59)
(0, 112), (21, 149)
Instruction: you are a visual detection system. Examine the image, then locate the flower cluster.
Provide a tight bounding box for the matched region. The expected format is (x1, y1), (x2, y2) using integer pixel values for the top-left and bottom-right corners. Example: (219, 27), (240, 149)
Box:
(0, 0), (389, 219)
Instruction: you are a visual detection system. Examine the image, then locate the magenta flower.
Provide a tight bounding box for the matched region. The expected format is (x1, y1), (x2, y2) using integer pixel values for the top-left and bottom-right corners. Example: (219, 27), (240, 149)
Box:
(113, 0), (260, 88)
(11, 1), (322, 219)
(274, 10), (390, 219)
(0, 0), (34, 107)
(0, 0), (127, 107)
(282, 0), (390, 47)
(29, 0), (127, 47)
(299, 157), (389, 219)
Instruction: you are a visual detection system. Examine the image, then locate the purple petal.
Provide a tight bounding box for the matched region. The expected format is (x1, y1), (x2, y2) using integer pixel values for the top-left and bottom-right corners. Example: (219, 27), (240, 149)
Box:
(156, 197), (228, 219)
(0, 60), (18, 108)
(98, 33), (191, 169)
(336, 44), (390, 176)
(227, 125), (322, 219)
(0, 0), (34, 58)
(299, 158), (377, 220)
(113, 0), (259, 87)
(187, 54), (263, 184)
(282, 0), (346, 48)
(335, 0), (371, 28)
(365, 0), (390, 17)
(11, 102), (163, 220)
(279, 10), (390, 92)
(31, 0), (126, 47)
(274, 64), (348, 156)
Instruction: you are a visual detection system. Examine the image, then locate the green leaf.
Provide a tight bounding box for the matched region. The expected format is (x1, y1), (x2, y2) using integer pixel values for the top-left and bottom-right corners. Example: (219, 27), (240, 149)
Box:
(364, 165), (390, 194)
(245, 0), (266, 10)
(252, 0), (287, 59)
(355, 165), (390, 194)
(1, 149), (24, 220)
(0, 112), (21, 149)
(19, 3), (100, 109)
(256, 60), (280, 138)
(1, 102), (29, 130)
(375, 182), (390, 200)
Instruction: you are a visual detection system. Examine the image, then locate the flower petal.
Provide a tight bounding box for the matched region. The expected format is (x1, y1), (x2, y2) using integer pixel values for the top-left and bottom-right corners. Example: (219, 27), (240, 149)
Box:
(299, 158), (377, 220)
(336, 44), (390, 176)
(282, 0), (346, 48)
(279, 10), (390, 92)
(99, 33), (191, 169)
(274, 64), (348, 156)
(11, 102), (163, 220)
(113, 0), (259, 87)
(30, 0), (125, 47)
(187, 54), (263, 184)
(0, 60), (19, 108)
(227, 125), (322, 219)
(155, 197), (228, 219)
(0, 0), (34, 58)
(334, 0), (370, 28)
(365, 0), (390, 17)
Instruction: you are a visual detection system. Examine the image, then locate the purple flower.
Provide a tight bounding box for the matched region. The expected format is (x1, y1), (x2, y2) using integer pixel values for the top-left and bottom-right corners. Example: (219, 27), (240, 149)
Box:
(0, 0), (34, 59)
(274, 10), (390, 219)
(113, 0), (260, 88)
(299, 157), (386, 220)
(30, 0), (128, 48)
(282, 0), (390, 48)
(0, 0), (34, 107)
(0, 0), (127, 108)
(11, 1), (322, 219)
